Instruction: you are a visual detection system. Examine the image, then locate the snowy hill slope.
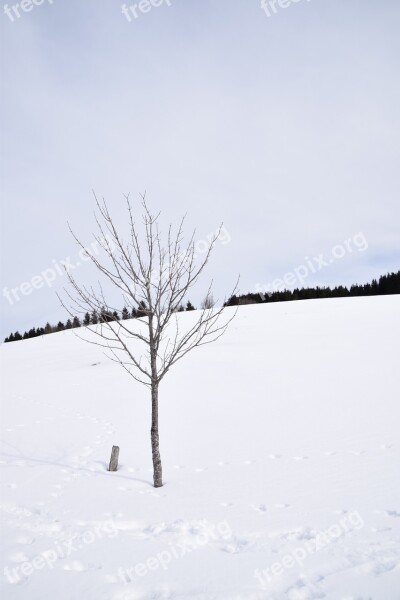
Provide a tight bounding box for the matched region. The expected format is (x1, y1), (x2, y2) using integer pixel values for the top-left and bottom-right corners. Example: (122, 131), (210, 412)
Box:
(1, 296), (399, 600)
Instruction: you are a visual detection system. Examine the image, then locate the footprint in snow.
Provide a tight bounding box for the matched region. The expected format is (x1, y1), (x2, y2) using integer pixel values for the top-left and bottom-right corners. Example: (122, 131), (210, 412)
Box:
(242, 460), (255, 465)
(293, 456), (309, 461)
(287, 577), (326, 600)
(364, 558), (399, 576)
(195, 467), (207, 472)
(250, 503), (267, 513)
(221, 538), (249, 554)
(283, 527), (315, 542)
(324, 451), (337, 457)
(220, 502), (233, 508)
(268, 454), (281, 459)
(217, 461), (229, 467)
(385, 510), (400, 518)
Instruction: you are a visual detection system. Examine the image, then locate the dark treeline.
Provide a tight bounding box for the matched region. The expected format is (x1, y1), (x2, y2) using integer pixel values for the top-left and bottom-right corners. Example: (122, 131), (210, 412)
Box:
(4, 271), (399, 344)
(225, 271), (400, 307)
(4, 301), (197, 344)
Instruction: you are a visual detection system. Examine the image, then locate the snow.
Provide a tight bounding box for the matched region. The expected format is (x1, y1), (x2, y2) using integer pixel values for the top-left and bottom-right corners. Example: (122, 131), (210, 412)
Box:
(1, 296), (400, 600)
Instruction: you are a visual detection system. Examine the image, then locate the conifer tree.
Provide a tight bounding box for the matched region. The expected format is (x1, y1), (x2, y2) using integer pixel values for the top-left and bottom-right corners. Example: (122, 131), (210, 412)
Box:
(136, 301), (147, 318)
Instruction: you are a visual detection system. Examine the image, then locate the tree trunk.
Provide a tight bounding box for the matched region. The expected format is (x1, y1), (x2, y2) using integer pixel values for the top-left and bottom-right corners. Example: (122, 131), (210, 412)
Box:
(151, 382), (163, 487)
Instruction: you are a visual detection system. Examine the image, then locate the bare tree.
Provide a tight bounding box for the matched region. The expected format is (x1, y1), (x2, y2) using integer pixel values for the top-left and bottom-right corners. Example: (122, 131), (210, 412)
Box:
(61, 194), (237, 488)
(201, 292), (215, 310)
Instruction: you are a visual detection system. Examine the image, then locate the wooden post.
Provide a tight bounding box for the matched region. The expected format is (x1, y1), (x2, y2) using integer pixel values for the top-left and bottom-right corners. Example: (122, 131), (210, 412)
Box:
(108, 445), (120, 472)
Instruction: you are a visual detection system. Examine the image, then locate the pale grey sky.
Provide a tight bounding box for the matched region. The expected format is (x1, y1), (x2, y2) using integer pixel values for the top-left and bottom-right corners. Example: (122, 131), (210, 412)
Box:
(1, 0), (399, 338)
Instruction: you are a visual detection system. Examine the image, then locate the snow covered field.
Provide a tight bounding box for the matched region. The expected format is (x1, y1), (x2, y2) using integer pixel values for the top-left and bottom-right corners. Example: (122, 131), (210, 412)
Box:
(1, 296), (399, 600)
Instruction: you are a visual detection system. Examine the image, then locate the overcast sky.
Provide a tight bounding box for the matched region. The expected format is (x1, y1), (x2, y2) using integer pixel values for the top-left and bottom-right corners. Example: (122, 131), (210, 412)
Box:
(1, 0), (399, 338)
